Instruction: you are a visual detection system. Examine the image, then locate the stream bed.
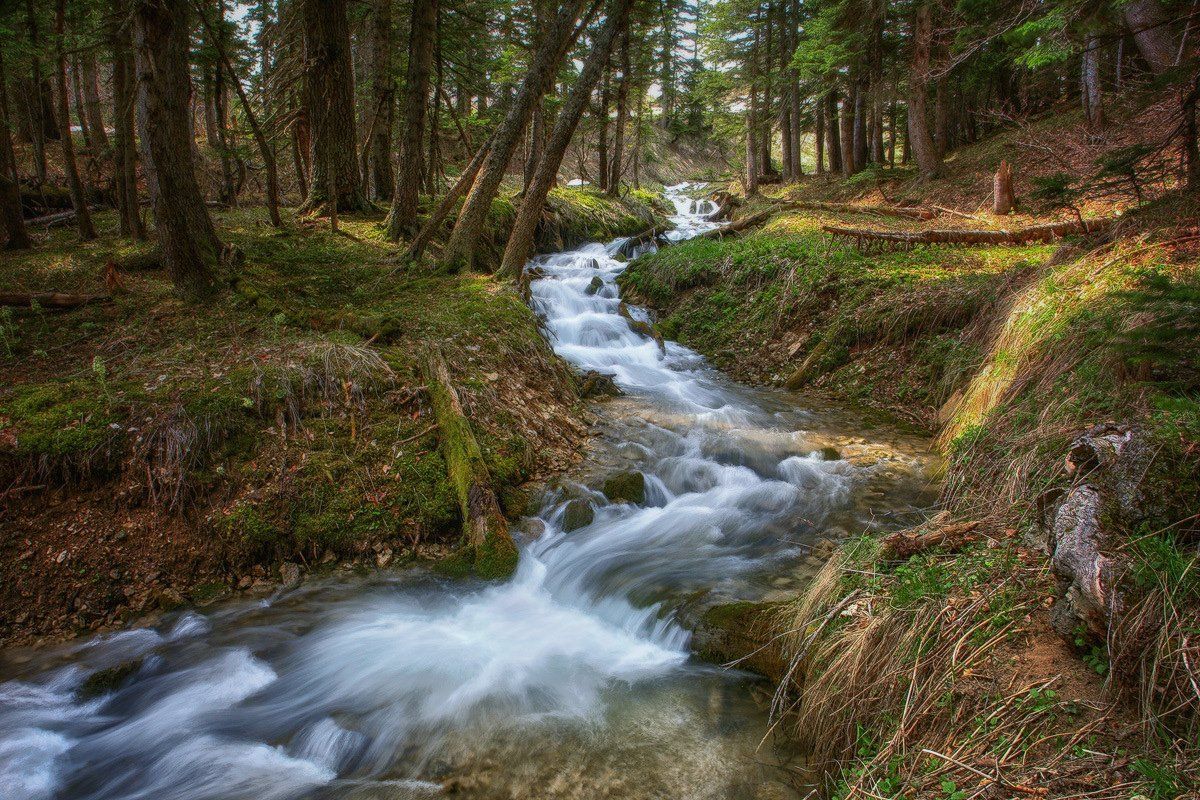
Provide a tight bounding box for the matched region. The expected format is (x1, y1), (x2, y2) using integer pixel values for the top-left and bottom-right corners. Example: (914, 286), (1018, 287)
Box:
(0, 186), (938, 800)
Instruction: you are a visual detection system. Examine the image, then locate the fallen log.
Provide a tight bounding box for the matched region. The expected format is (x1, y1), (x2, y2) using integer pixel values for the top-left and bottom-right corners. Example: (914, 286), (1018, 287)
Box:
(796, 200), (935, 220)
(0, 292), (113, 309)
(422, 348), (519, 579)
(26, 207), (101, 228)
(824, 217), (1115, 251)
(881, 520), (981, 559)
(695, 206), (779, 240)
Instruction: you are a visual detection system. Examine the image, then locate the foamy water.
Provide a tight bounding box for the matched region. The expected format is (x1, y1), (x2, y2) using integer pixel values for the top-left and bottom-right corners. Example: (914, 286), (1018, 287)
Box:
(0, 184), (933, 799)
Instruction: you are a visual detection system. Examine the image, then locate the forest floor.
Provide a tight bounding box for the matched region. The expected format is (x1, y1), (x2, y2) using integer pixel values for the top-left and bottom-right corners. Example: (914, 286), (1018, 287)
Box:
(623, 88), (1199, 797)
(0, 186), (666, 647)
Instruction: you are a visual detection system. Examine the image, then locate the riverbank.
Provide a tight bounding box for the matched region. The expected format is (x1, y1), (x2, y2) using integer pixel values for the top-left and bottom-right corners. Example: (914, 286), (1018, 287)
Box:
(621, 170), (1199, 794)
(0, 186), (667, 646)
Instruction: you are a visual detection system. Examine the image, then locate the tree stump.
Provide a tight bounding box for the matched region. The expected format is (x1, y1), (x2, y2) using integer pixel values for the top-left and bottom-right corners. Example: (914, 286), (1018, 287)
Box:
(993, 160), (1015, 215)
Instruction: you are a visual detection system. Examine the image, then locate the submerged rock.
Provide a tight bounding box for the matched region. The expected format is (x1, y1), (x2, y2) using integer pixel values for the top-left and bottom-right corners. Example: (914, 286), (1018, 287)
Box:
(78, 659), (143, 698)
(603, 470), (646, 505)
(562, 499), (594, 532)
(515, 517), (547, 541)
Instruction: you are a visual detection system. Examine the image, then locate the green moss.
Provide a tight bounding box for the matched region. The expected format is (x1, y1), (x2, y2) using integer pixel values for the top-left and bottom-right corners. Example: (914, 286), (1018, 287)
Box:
(0, 381), (126, 479)
(473, 528), (520, 580)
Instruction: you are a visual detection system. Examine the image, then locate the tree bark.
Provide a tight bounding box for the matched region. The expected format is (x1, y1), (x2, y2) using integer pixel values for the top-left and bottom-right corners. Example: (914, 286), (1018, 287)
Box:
(1082, 33), (1105, 129)
(499, 0), (633, 279)
(55, 0), (97, 241)
(134, 0), (223, 297)
(81, 53), (109, 150)
(825, 89), (842, 173)
(993, 159), (1015, 215)
(1124, 0), (1179, 75)
(385, 0), (436, 240)
(597, 68), (610, 193)
(0, 48), (32, 250)
(839, 86), (855, 176)
(607, 28), (630, 196)
(370, 0), (396, 201)
(71, 57), (93, 149)
(815, 98), (825, 174)
(299, 0), (368, 213)
(908, 1), (942, 178)
(853, 77), (868, 170)
(441, 0), (589, 270)
(111, 0), (146, 240)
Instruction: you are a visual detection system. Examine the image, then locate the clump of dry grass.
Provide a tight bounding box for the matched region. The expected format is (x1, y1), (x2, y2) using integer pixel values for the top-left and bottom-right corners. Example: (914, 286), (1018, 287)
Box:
(769, 534), (1158, 799)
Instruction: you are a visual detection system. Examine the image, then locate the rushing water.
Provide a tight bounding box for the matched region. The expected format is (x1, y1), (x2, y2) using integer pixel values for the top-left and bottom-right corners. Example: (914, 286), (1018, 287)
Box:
(0, 185), (936, 800)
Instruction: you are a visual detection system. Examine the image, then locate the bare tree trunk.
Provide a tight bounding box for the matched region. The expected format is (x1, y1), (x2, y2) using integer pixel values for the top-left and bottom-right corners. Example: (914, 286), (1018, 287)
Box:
(82, 54), (109, 150)
(597, 68), (610, 193)
(407, 131), (494, 260)
(55, 0), (97, 241)
(212, 0), (237, 207)
(746, 25), (761, 195)
(993, 159), (1015, 214)
(134, 0), (223, 297)
(299, 0), (367, 213)
(1124, 0), (1179, 75)
(908, 1), (942, 178)
(607, 28), (630, 196)
(815, 98), (825, 174)
(839, 87), (855, 176)
(385, 0), (436, 240)
(111, 0), (146, 240)
(370, 0), (395, 201)
(1082, 33), (1105, 129)
(72, 58), (93, 149)
(196, 1), (282, 226)
(442, 0), (589, 271)
(853, 77), (868, 170)
(0, 48), (32, 250)
(825, 88), (842, 173)
(499, 0), (633, 279)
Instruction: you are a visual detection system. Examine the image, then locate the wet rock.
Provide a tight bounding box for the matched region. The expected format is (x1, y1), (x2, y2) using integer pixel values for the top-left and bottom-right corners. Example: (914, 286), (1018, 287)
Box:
(78, 659), (143, 698)
(691, 600), (785, 678)
(603, 471), (646, 505)
(585, 275), (605, 295)
(375, 548), (394, 568)
(515, 517), (547, 541)
(279, 561), (303, 589)
(580, 370), (621, 399)
(818, 446), (841, 461)
(562, 499), (594, 532)
(153, 588), (185, 611)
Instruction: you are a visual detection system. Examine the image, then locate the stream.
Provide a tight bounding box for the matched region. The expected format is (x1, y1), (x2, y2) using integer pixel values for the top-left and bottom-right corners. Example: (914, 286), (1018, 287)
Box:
(0, 186), (937, 800)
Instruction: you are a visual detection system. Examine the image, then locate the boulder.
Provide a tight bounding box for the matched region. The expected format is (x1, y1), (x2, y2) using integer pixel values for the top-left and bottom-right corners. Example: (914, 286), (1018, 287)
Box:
(562, 499), (594, 532)
(585, 275), (605, 295)
(603, 470), (646, 505)
(580, 370), (621, 398)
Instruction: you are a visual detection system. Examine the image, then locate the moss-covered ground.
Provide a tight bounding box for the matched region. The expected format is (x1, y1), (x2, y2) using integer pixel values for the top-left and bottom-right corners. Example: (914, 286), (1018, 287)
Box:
(1, 186), (664, 644)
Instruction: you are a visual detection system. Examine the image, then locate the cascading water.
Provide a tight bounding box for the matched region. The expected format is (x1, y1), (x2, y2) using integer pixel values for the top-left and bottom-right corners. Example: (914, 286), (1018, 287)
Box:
(0, 183), (935, 800)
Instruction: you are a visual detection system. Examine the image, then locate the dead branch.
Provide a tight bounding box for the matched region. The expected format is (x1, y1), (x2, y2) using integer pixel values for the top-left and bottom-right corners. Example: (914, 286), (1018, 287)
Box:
(0, 292), (113, 309)
(824, 218), (1116, 250)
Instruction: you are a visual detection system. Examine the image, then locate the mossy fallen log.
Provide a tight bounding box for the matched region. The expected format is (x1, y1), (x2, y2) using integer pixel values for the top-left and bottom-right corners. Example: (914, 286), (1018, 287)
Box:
(423, 348), (519, 579)
(824, 217), (1115, 251)
(695, 200), (937, 243)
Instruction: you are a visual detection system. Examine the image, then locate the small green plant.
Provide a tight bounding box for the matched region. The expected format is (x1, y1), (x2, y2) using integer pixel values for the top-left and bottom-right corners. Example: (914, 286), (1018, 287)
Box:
(92, 356), (111, 400)
(940, 779), (968, 800)
(1131, 756), (1189, 800)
